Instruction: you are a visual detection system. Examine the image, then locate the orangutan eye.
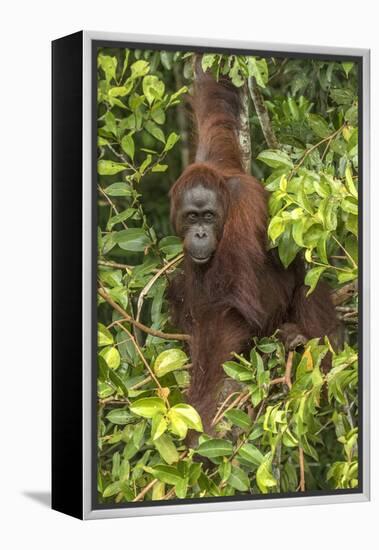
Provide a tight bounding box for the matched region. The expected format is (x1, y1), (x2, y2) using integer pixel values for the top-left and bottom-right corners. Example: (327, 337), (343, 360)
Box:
(187, 212), (198, 222)
(204, 212), (215, 222)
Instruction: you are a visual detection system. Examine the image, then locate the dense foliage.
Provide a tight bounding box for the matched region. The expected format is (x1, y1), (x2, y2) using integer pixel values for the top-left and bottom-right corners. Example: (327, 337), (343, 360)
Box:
(96, 48), (359, 503)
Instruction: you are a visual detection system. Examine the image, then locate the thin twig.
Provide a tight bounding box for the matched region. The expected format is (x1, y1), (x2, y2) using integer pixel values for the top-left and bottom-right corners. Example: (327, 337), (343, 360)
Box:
(217, 400), (266, 490)
(298, 447), (305, 492)
(211, 391), (242, 427)
(133, 451), (187, 502)
(284, 351), (294, 389)
(211, 390), (249, 427)
(114, 321), (164, 394)
(98, 286), (190, 342)
(162, 487), (176, 500)
(332, 235), (357, 269)
(289, 125), (344, 180)
(132, 478), (157, 502)
(98, 259), (132, 273)
(136, 254), (184, 322)
(98, 185), (128, 230)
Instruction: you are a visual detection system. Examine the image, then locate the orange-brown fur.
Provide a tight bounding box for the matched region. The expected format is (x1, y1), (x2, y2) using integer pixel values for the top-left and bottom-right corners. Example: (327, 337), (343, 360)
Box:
(168, 69), (338, 434)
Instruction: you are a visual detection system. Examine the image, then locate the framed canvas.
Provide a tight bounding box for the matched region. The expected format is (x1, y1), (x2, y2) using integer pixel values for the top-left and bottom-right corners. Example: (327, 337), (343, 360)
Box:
(52, 31), (370, 520)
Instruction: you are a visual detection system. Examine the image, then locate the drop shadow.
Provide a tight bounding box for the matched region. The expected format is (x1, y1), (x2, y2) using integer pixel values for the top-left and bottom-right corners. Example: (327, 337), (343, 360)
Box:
(23, 491), (51, 508)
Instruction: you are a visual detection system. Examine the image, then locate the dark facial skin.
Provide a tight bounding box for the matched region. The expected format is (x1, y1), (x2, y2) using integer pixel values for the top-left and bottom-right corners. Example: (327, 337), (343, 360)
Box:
(176, 185), (225, 265)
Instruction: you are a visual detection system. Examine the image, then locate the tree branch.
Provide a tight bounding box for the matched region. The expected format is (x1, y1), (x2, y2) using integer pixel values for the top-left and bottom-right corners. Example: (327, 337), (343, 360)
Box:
(98, 286), (190, 342)
(239, 82), (252, 172)
(248, 76), (279, 149)
(331, 281), (358, 306)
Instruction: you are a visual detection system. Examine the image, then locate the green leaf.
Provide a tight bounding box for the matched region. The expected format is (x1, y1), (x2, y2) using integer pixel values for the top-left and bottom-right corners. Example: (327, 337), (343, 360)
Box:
(256, 339), (277, 354)
(169, 86), (188, 103)
(247, 57), (268, 87)
(145, 464), (182, 485)
(98, 323), (113, 346)
(308, 114), (330, 138)
(227, 465), (250, 491)
(341, 197), (358, 215)
(98, 381), (113, 399)
(225, 409), (252, 431)
(130, 60), (150, 79)
(103, 481), (121, 498)
(268, 216), (285, 243)
(130, 397), (167, 418)
(257, 150), (293, 170)
(106, 409), (134, 425)
(256, 456), (277, 493)
(229, 59), (244, 87)
(218, 461), (232, 483)
(292, 217), (307, 247)
(103, 182), (133, 197)
(164, 132), (180, 152)
(345, 166), (358, 198)
(151, 413), (168, 441)
(158, 236), (183, 258)
(151, 108), (166, 124)
(278, 227), (300, 268)
(98, 160), (127, 176)
(170, 404), (203, 432)
(223, 361), (253, 382)
(154, 348), (188, 377)
(153, 433), (179, 464)
(140, 154), (152, 174)
(121, 135), (135, 160)
(316, 232), (329, 264)
(108, 85), (131, 98)
(143, 75), (165, 105)
(196, 439), (233, 458)
(342, 62), (354, 77)
(151, 164), (168, 172)
(107, 208), (136, 230)
(98, 55), (117, 82)
(103, 111), (117, 136)
(108, 368), (128, 396)
(168, 409), (188, 439)
(99, 346), (121, 370)
(114, 228), (150, 252)
(151, 480), (165, 500)
(121, 50), (130, 76)
(201, 54), (217, 71)
(133, 420), (146, 449)
(144, 120), (165, 143)
(98, 136), (109, 147)
(330, 88), (354, 105)
(238, 443), (265, 466)
(160, 51), (173, 70)
(346, 213), (358, 237)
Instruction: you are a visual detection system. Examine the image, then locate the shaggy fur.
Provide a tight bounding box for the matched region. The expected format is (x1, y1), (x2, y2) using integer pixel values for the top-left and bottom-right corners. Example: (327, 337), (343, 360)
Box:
(168, 69), (338, 433)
